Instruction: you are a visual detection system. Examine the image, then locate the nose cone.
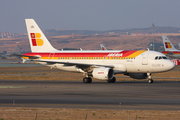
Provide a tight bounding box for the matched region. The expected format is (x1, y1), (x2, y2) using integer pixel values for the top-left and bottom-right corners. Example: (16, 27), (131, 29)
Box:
(166, 60), (175, 71)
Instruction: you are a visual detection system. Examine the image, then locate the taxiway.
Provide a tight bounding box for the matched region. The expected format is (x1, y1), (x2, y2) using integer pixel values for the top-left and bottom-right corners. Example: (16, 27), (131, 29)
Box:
(0, 80), (180, 110)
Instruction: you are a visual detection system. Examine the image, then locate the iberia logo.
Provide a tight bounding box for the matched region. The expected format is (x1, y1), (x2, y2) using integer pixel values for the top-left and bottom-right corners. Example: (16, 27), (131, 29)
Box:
(30, 33), (44, 46)
(165, 42), (172, 48)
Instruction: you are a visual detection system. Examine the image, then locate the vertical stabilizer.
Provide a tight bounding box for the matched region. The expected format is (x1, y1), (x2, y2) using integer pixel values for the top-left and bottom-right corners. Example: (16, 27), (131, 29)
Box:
(162, 36), (178, 51)
(100, 44), (107, 50)
(25, 19), (57, 52)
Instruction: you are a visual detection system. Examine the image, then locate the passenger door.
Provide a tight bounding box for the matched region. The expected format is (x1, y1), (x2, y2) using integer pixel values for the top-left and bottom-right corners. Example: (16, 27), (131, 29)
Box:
(142, 52), (149, 65)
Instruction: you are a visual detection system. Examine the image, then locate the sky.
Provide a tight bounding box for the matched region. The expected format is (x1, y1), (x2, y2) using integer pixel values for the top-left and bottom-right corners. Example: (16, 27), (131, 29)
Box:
(0, 0), (180, 33)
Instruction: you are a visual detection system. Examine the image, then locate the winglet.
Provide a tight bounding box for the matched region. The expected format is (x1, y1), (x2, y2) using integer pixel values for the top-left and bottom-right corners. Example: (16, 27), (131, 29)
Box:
(162, 36), (178, 51)
(25, 19), (57, 52)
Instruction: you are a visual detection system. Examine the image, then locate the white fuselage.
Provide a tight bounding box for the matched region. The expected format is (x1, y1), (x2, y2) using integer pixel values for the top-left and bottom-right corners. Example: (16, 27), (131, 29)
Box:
(28, 50), (175, 74)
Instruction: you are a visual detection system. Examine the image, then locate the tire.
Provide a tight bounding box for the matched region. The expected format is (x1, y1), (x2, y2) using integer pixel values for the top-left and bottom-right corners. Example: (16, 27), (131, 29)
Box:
(83, 77), (92, 83)
(107, 77), (116, 83)
(88, 77), (92, 83)
(148, 79), (153, 83)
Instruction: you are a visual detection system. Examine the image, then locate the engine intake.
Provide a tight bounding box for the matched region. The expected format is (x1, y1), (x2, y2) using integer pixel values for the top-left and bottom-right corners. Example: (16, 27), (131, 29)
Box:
(92, 67), (114, 80)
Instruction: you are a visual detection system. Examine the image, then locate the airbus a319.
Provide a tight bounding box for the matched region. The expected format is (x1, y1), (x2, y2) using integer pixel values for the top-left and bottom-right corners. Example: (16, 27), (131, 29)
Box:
(19, 19), (175, 83)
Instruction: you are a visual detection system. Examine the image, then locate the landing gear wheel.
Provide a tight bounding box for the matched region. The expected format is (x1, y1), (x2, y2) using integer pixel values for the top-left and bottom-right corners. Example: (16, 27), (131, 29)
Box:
(83, 77), (92, 83)
(148, 79), (153, 83)
(107, 77), (116, 83)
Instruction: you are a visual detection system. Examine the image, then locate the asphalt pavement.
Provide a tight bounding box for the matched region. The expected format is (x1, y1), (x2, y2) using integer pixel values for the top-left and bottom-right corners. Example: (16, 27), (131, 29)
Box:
(0, 80), (180, 110)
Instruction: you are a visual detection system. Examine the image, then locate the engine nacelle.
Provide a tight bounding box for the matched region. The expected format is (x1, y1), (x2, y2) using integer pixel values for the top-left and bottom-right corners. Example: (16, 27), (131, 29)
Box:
(92, 67), (114, 80)
(127, 73), (148, 79)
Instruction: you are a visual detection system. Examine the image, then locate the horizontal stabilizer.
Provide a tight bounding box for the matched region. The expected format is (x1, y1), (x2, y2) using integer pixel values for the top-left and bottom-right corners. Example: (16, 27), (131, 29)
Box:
(11, 54), (41, 59)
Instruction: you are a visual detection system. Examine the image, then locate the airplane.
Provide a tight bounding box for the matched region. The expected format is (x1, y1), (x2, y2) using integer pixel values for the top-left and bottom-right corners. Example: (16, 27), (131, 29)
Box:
(100, 44), (107, 50)
(161, 36), (180, 59)
(18, 19), (175, 84)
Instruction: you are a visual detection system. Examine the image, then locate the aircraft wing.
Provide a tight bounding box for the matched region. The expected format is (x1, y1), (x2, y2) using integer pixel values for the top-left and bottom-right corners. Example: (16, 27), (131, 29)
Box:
(32, 59), (114, 70)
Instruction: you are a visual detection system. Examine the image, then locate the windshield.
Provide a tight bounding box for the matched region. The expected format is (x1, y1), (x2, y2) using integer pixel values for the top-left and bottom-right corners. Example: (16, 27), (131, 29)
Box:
(155, 56), (168, 60)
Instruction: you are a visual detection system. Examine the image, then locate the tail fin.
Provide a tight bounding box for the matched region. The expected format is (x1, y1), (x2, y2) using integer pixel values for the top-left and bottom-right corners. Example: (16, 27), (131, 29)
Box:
(162, 36), (178, 51)
(100, 44), (107, 50)
(25, 19), (57, 52)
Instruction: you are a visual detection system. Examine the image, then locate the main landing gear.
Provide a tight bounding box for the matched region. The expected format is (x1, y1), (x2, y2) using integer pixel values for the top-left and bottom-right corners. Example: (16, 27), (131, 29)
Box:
(83, 77), (116, 83)
(147, 73), (153, 83)
(83, 77), (92, 83)
(107, 77), (116, 83)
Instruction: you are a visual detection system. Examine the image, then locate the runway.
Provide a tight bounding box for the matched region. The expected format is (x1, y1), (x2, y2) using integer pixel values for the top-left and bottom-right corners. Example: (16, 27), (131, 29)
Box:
(0, 80), (180, 110)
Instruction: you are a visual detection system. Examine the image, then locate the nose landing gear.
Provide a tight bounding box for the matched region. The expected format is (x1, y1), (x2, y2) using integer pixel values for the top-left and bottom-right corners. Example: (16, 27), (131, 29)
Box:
(148, 79), (154, 83)
(147, 73), (153, 83)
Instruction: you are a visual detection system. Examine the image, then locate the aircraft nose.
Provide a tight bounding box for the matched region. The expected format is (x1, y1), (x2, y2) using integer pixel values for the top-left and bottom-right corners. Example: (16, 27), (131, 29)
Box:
(168, 60), (175, 70)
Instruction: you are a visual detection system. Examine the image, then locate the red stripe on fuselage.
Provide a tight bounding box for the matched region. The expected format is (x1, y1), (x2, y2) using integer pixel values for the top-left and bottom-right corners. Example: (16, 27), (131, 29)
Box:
(162, 51), (180, 55)
(23, 50), (139, 58)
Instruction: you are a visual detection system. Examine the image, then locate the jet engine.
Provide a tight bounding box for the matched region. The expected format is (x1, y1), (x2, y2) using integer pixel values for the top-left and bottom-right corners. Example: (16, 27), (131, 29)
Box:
(126, 73), (148, 79)
(92, 67), (114, 80)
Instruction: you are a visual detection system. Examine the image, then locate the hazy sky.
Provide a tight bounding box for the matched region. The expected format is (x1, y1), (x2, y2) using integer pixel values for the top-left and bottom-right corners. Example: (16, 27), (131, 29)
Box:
(1, 0), (180, 33)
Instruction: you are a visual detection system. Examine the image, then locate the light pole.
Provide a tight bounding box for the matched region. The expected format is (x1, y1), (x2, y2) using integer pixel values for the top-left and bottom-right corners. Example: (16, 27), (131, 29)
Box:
(152, 23), (155, 51)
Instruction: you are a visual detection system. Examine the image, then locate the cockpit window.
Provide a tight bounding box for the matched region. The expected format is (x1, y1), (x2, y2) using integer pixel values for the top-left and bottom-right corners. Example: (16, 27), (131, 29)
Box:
(162, 56), (167, 59)
(155, 56), (168, 60)
(159, 56), (162, 60)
